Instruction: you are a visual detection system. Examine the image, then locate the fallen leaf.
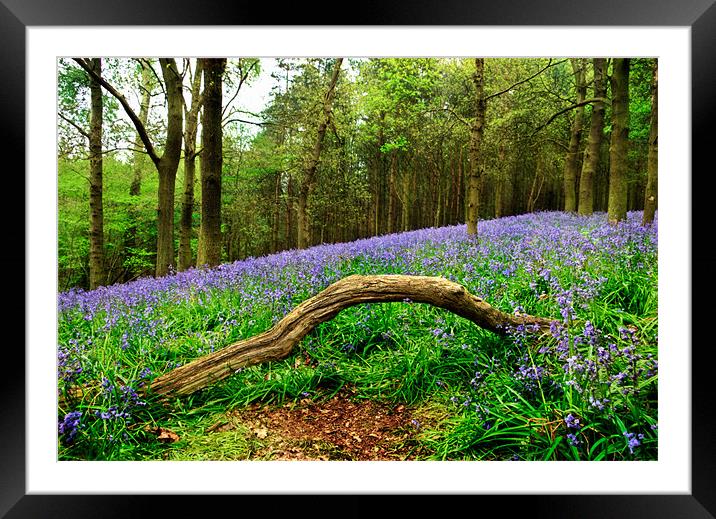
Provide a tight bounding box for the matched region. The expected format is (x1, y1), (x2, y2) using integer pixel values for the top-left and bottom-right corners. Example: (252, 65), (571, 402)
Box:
(254, 428), (268, 439)
(155, 428), (180, 443)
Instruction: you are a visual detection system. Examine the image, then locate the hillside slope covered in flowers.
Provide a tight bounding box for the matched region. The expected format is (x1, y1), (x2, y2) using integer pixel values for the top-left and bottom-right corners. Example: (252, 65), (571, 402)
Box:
(58, 211), (658, 461)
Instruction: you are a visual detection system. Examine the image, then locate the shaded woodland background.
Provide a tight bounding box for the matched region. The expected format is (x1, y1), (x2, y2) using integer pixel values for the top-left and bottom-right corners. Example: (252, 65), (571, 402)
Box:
(57, 57), (657, 291)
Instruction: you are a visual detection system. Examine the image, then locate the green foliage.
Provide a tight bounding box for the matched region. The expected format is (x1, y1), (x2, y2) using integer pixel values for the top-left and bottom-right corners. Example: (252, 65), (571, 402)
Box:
(58, 156), (163, 288)
(380, 135), (409, 154)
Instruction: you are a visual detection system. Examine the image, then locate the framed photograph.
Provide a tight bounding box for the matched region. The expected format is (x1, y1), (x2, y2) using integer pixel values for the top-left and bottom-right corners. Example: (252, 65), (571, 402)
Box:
(9, 0), (714, 516)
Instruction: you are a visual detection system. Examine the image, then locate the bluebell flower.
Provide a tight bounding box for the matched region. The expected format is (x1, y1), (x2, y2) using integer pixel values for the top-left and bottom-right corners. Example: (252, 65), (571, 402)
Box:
(624, 431), (644, 454)
(566, 433), (581, 446)
(58, 411), (82, 444)
(564, 413), (582, 429)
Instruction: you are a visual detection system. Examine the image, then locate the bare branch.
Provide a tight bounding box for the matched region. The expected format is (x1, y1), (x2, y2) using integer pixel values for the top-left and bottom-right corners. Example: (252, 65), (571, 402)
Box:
(58, 112), (90, 140)
(222, 59), (260, 118)
(485, 58), (568, 101)
(443, 107), (470, 127)
(330, 118), (343, 145)
(141, 58), (166, 101)
(73, 58), (160, 166)
(531, 97), (609, 136)
(223, 117), (269, 127)
(543, 138), (570, 152)
(421, 107), (470, 127)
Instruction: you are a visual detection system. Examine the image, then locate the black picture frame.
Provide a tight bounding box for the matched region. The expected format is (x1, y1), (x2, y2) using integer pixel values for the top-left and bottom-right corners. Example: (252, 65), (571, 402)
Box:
(6, 0), (714, 517)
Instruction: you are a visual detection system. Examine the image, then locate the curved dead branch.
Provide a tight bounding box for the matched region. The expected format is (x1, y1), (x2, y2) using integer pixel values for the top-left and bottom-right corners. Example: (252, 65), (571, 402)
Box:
(150, 275), (553, 397)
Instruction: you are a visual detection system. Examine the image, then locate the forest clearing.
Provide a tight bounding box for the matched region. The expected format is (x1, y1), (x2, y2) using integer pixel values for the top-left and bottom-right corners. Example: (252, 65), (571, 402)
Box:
(57, 57), (658, 461)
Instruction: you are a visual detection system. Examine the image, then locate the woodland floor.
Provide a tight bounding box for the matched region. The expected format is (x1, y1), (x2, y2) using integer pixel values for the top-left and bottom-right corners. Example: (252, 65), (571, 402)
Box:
(169, 386), (439, 461)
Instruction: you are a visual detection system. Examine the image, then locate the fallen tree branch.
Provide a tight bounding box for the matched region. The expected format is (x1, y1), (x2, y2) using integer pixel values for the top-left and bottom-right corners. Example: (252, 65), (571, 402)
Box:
(149, 275), (554, 397)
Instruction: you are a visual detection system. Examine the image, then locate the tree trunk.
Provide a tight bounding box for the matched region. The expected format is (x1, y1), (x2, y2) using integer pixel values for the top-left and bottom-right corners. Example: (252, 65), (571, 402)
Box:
(505, 162), (515, 216)
(608, 58), (631, 225)
(156, 161), (177, 274)
(578, 58), (607, 216)
(563, 58), (587, 213)
(297, 58), (343, 249)
(88, 58), (105, 290)
(272, 171), (281, 252)
(387, 150), (397, 234)
(434, 163), (442, 228)
(371, 114), (385, 236)
(448, 157), (457, 224)
(296, 188), (310, 248)
(376, 112), (386, 235)
(72, 57), (184, 278)
(467, 58), (486, 235)
(367, 159), (376, 238)
(150, 274), (554, 397)
(456, 146), (464, 223)
(495, 142), (506, 218)
(286, 175), (294, 249)
(126, 61), (152, 258)
(642, 61), (658, 225)
(196, 58), (226, 268)
(527, 153), (546, 213)
(401, 170), (410, 232)
(154, 59), (184, 276)
(179, 60), (203, 271)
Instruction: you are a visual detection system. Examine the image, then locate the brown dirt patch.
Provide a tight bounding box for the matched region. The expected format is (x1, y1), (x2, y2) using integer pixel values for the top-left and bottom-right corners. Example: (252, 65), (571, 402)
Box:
(207, 388), (428, 460)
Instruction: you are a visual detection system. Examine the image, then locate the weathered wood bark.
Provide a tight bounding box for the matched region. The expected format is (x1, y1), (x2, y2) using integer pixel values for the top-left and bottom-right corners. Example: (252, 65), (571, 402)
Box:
(179, 59), (203, 271)
(297, 58), (343, 249)
(578, 58), (607, 216)
(196, 58), (226, 267)
(150, 274), (553, 397)
(608, 58), (631, 225)
(563, 58), (587, 213)
(642, 60), (658, 225)
(88, 58), (105, 290)
(467, 58), (486, 236)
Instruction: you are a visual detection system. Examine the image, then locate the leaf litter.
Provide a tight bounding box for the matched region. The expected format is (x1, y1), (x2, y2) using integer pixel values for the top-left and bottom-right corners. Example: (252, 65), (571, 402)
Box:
(203, 387), (429, 460)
